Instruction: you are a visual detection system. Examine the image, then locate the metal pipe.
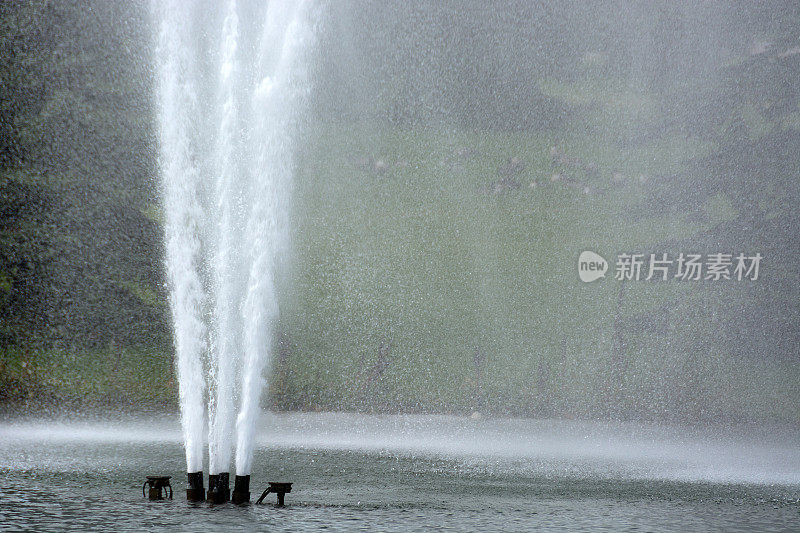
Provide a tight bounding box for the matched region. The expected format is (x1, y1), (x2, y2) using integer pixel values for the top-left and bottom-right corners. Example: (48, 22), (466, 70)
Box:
(207, 472), (230, 503)
(186, 471), (204, 501)
(232, 475), (250, 504)
(256, 482), (292, 506)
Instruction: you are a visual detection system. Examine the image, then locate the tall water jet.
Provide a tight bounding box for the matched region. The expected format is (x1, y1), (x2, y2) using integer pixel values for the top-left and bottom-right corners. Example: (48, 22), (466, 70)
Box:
(155, 0), (319, 481)
(235, 0), (317, 477)
(155, 1), (208, 476)
(207, 0), (242, 479)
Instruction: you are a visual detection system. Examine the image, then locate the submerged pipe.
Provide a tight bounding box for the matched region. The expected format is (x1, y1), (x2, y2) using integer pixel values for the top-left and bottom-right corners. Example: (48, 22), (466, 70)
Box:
(186, 471), (204, 501)
(207, 472), (231, 503)
(232, 475), (250, 504)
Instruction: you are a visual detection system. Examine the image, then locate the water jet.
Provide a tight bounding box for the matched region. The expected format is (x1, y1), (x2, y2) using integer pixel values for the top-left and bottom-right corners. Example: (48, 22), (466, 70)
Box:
(155, 0), (316, 492)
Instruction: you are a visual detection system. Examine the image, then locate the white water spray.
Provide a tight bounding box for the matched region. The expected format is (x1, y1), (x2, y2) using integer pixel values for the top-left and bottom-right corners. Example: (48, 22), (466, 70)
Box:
(236, 0), (317, 477)
(155, 2), (207, 474)
(154, 0), (318, 476)
(207, 0), (241, 477)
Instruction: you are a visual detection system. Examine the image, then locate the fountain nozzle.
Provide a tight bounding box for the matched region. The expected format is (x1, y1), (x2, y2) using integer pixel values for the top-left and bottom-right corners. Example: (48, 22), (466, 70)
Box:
(144, 476), (172, 500)
(186, 471), (204, 501)
(232, 475), (250, 504)
(256, 482), (292, 506)
(207, 472), (231, 504)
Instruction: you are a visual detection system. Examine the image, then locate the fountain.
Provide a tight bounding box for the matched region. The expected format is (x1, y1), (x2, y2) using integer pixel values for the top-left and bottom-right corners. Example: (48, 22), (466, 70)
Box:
(3, 0), (800, 530)
(146, 0), (800, 512)
(155, 0), (318, 495)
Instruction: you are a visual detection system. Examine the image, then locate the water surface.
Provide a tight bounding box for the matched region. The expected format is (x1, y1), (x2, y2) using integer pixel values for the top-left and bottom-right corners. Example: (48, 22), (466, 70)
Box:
(1, 413), (798, 531)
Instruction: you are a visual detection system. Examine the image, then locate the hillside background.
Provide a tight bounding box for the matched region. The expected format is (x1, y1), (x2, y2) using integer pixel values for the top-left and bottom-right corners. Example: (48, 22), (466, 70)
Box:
(1, 1), (799, 422)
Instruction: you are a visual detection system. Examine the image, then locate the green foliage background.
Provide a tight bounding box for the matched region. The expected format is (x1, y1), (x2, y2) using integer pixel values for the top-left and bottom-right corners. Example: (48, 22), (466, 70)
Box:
(1, 1), (798, 422)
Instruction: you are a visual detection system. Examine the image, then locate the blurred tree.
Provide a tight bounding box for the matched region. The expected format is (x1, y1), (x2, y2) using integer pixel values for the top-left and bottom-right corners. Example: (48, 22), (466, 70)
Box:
(0, 0), (169, 351)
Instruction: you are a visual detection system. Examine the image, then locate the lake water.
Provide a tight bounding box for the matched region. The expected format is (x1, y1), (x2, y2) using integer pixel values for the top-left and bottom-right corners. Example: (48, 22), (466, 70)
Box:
(1, 413), (798, 531)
